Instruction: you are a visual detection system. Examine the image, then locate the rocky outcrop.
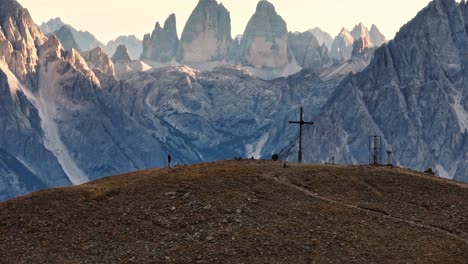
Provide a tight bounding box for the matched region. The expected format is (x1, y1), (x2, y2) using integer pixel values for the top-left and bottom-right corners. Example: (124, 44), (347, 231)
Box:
(295, 0), (468, 181)
(350, 23), (371, 42)
(40, 17), (104, 51)
(225, 38), (240, 62)
(0, 148), (45, 200)
(105, 35), (142, 60)
(239, 0), (289, 68)
(112, 44), (131, 63)
(141, 14), (178, 62)
(330, 23), (387, 62)
(309, 27), (333, 49)
(112, 44), (151, 78)
(177, 0), (231, 63)
(288, 31), (330, 69)
(39, 17), (64, 34)
(80, 47), (117, 86)
(53, 25), (79, 51)
(330, 28), (354, 62)
(369, 24), (386, 46)
(0, 0), (46, 81)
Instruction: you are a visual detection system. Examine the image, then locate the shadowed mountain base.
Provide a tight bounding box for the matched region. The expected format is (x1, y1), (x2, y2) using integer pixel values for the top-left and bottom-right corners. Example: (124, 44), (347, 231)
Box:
(1, 160), (467, 263)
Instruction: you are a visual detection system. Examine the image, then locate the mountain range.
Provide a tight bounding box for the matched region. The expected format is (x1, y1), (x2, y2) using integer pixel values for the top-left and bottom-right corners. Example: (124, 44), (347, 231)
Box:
(292, 0), (467, 182)
(40, 0), (386, 79)
(0, 0), (465, 200)
(40, 18), (143, 60)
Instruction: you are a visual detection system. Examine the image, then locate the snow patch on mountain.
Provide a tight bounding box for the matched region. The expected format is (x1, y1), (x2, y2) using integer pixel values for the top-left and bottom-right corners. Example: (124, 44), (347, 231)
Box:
(246, 133), (269, 159)
(435, 163), (450, 179)
(452, 91), (468, 133)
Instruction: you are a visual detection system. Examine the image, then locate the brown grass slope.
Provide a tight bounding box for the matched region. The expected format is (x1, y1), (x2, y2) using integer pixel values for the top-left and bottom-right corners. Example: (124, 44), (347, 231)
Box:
(0, 160), (467, 264)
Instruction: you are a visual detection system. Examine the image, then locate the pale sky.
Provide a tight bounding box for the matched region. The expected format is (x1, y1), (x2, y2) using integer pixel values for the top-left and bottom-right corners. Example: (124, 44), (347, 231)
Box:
(17, 0), (434, 43)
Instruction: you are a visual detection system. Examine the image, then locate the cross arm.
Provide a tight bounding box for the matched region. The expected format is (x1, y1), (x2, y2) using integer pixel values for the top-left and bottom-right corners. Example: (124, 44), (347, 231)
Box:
(289, 121), (314, 125)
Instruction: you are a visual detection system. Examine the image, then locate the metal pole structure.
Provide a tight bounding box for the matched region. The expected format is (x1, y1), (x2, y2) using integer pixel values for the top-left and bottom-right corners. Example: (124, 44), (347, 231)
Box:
(289, 107), (314, 163)
(298, 107), (303, 163)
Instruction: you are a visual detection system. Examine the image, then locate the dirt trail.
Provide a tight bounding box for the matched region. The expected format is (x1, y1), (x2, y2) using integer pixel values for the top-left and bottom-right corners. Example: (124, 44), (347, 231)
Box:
(270, 173), (468, 244)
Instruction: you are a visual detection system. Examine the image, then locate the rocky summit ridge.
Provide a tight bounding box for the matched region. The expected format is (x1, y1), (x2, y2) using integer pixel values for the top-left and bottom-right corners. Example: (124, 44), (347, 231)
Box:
(1, 161), (467, 263)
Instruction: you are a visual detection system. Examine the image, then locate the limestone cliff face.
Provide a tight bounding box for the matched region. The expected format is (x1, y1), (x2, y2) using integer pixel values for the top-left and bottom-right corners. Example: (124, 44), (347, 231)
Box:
(0, 0), (46, 82)
(112, 44), (151, 78)
(53, 25), (79, 51)
(288, 31), (330, 69)
(239, 1), (289, 68)
(80, 47), (117, 86)
(141, 14), (178, 62)
(177, 0), (231, 63)
(296, 0), (468, 181)
(330, 28), (354, 62)
(369, 24), (386, 46)
(308, 27), (333, 49)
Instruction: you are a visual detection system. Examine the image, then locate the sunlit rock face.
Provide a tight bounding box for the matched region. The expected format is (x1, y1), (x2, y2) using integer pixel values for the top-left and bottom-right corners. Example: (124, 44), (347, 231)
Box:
(80, 47), (117, 87)
(177, 0), (231, 64)
(0, 0), (46, 82)
(239, 0), (289, 68)
(330, 23), (386, 62)
(330, 28), (354, 62)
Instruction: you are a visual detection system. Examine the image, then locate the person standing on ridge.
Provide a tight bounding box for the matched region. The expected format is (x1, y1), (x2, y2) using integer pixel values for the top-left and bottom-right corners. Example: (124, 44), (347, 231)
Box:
(167, 153), (172, 168)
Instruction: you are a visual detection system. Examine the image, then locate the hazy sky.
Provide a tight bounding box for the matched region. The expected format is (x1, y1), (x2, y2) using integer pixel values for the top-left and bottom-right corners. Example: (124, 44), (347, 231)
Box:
(17, 0), (434, 43)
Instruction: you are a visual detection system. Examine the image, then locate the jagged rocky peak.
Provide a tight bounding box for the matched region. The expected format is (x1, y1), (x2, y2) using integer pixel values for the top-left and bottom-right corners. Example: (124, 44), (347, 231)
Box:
(299, 0), (468, 181)
(40, 34), (62, 58)
(53, 26), (79, 51)
(80, 47), (115, 77)
(113, 44), (151, 79)
(350, 22), (371, 41)
(308, 27), (333, 49)
(288, 31), (330, 69)
(330, 28), (354, 62)
(239, 0), (289, 68)
(350, 35), (375, 66)
(141, 14), (178, 62)
(105, 35), (142, 61)
(177, 0), (232, 63)
(112, 44), (132, 63)
(369, 24), (386, 46)
(39, 35), (101, 89)
(351, 35), (373, 56)
(0, 0), (46, 81)
(40, 17), (104, 52)
(40, 17), (65, 34)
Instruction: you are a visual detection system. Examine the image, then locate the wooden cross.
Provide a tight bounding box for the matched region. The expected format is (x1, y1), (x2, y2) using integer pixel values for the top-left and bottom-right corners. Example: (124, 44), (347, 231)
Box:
(289, 107), (314, 163)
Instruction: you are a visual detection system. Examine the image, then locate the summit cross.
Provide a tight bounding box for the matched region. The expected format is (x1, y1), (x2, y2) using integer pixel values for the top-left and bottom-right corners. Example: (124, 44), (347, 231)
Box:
(288, 107), (314, 163)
